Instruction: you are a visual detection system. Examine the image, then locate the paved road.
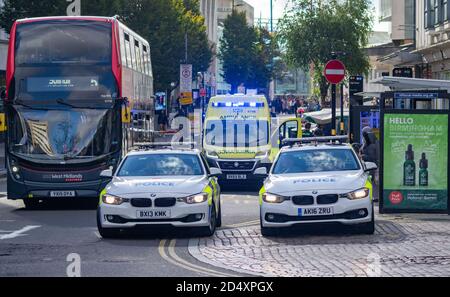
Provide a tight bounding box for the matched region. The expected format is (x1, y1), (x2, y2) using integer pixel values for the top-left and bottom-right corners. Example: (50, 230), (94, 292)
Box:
(0, 178), (259, 277)
(0, 177), (449, 277)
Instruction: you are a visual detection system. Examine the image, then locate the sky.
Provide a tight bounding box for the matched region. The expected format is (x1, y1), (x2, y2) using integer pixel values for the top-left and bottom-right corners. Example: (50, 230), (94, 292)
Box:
(243, 0), (389, 32)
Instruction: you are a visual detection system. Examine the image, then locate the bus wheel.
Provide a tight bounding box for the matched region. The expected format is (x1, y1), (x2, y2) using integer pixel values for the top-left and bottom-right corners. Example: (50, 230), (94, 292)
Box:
(23, 199), (41, 210)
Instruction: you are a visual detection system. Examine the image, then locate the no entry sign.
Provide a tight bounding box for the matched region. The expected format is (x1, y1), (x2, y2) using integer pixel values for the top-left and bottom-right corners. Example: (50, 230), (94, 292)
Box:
(324, 60), (346, 84)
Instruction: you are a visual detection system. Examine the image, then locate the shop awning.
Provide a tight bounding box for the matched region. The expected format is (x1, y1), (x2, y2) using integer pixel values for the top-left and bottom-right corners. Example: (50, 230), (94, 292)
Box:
(303, 108), (349, 125)
(373, 76), (450, 91)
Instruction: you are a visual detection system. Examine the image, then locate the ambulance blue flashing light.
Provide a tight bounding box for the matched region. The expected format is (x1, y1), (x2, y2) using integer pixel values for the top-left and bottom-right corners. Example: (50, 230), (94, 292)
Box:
(212, 102), (265, 108)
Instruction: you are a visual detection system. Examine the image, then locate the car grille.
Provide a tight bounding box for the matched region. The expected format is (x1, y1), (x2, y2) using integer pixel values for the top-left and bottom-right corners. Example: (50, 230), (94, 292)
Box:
(317, 194), (339, 204)
(218, 161), (255, 170)
(130, 198), (152, 208)
(292, 195), (314, 205)
(154, 198), (176, 207)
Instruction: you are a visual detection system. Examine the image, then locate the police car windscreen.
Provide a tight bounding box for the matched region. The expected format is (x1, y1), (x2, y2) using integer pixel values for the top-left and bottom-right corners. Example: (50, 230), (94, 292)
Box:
(273, 149), (360, 174)
(117, 154), (204, 176)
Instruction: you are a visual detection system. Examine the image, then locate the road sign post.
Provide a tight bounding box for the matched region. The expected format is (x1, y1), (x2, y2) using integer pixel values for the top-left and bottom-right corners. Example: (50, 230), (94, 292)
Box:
(180, 64), (193, 106)
(324, 60), (346, 136)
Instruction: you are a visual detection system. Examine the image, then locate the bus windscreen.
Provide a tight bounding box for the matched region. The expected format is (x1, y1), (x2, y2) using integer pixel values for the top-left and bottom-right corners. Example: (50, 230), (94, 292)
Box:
(15, 20), (112, 65)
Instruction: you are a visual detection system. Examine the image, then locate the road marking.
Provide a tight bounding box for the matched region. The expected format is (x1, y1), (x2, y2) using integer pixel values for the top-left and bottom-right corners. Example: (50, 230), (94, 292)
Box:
(93, 231), (102, 239)
(158, 239), (237, 277)
(167, 240), (237, 277)
(0, 225), (41, 240)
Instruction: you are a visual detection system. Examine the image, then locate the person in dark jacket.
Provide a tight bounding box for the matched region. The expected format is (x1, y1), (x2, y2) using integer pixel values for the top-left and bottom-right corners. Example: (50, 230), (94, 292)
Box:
(360, 126), (380, 201)
(360, 127), (379, 165)
(302, 122), (314, 138)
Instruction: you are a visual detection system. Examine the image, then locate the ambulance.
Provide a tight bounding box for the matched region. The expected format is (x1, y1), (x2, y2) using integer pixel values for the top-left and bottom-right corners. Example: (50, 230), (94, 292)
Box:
(203, 94), (302, 184)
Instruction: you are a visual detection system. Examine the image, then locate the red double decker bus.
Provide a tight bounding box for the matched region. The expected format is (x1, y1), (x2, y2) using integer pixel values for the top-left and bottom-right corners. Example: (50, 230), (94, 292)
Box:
(2, 16), (154, 208)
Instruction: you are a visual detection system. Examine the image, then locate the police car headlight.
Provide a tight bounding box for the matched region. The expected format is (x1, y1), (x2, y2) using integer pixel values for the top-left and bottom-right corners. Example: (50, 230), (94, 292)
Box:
(102, 194), (128, 205)
(255, 151), (269, 159)
(206, 150), (219, 159)
(262, 193), (287, 204)
(346, 188), (370, 200)
(178, 193), (208, 204)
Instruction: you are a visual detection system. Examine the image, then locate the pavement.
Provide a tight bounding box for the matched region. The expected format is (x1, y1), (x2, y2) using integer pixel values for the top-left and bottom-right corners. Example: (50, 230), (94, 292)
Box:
(189, 208), (450, 277)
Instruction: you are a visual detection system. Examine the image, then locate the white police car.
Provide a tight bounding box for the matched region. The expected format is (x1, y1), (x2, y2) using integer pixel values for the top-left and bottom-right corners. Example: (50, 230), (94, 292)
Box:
(97, 149), (222, 238)
(257, 137), (377, 236)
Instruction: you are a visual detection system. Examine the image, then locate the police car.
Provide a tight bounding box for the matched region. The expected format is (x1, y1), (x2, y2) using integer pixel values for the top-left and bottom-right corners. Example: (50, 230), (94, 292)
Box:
(97, 148), (222, 238)
(256, 136), (377, 236)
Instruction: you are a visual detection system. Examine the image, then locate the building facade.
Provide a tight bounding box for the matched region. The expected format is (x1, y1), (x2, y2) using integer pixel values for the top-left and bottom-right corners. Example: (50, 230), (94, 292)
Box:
(199, 0), (218, 95)
(415, 0), (450, 80)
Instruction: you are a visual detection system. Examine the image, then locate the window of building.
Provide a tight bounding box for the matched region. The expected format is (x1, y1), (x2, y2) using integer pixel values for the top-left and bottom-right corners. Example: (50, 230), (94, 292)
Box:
(444, 0), (449, 21)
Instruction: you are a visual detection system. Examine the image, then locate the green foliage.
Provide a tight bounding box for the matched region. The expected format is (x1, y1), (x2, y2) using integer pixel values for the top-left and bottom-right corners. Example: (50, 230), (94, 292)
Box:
(219, 11), (278, 93)
(0, 0), (212, 92)
(278, 0), (373, 99)
(124, 0), (212, 91)
(0, 0), (66, 32)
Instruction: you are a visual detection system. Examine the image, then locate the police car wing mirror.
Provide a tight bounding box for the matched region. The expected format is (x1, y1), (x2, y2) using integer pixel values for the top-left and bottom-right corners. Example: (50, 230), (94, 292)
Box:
(364, 162), (378, 172)
(209, 167), (222, 177)
(100, 169), (113, 178)
(254, 167), (268, 176)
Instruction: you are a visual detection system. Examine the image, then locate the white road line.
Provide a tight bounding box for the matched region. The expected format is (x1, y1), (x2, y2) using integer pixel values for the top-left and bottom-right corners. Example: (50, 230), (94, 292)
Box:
(0, 225), (41, 240)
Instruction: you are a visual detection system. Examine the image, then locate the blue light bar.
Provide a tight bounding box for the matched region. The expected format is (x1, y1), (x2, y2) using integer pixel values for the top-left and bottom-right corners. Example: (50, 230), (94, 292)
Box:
(212, 102), (265, 108)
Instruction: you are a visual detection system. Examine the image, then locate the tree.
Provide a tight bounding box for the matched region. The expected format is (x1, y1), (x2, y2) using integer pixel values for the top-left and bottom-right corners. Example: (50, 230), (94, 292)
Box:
(124, 0), (212, 91)
(278, 0), (373, 102)
(0, 0), (124, 32)
(248, 27), (280, 94)
(220, 11), (277, 93)
(219, 10), (256, 92)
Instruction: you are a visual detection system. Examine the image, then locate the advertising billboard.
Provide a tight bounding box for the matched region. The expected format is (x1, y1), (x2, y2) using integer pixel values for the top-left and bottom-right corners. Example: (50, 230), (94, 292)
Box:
(382, 113), (448, 211)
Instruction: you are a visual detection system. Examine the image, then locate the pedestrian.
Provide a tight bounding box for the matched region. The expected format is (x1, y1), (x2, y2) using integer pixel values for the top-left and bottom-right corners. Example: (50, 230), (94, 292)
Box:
(359, 126), (380, 201)
(302, 122), (314, 138)
(314, 124), (324, 136)
(158, 111), (168, 131)
(359, 127), (379, 165)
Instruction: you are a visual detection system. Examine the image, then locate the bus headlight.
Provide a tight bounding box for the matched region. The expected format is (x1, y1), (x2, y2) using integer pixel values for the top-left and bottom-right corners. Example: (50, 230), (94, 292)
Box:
(262, 193), (288, 204)
(178, 193), (208, 204)
(346, 188), (370, 200)
(102, 194), (128, 205)
(12, 166), (20, 173)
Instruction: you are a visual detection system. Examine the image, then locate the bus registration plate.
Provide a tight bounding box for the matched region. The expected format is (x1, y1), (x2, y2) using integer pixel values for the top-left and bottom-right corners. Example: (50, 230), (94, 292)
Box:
(50, 191), (76, 198)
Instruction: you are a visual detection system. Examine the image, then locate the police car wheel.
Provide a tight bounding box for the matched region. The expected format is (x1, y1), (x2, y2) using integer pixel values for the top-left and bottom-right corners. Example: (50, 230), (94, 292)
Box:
(260, 226), (278, 237)
(356, 207), (375, 235)
(197, 204), (217, 237)
(216, 202), (222, 228)
(23, 199), (41, 210)
(96, 209), (121, 238)
(260, 212), (277, 237)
